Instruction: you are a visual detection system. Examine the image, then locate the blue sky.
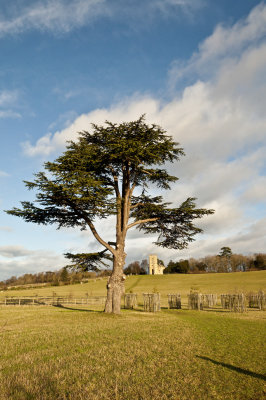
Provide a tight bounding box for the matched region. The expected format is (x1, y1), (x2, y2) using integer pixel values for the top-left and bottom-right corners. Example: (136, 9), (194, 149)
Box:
(0, 0), (265, 280)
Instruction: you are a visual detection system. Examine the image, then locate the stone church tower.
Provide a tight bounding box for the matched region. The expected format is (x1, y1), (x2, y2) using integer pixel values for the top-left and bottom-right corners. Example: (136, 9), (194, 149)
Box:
(148, 255), (165, 275)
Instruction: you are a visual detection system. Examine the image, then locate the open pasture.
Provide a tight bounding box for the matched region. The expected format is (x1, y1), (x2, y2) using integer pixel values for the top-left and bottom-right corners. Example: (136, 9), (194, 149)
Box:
(0, 271), (265, 399)
(1, 271), (265, 308)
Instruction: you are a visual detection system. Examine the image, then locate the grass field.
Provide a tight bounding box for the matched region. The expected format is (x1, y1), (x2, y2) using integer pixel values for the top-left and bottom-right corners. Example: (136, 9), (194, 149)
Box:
(0, 271), (265, 399)
(2, 271), (265, 307)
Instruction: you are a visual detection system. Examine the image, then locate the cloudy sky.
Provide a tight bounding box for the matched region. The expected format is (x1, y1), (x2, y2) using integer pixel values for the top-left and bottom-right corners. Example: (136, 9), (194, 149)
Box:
(0, 0), (265, 280)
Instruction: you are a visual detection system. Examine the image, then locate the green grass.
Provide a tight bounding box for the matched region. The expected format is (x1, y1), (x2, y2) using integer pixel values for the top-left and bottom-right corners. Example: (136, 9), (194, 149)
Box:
(0, 271), (265, 399)
(2, 271), (265, 307)
(0, 306), (265, 400)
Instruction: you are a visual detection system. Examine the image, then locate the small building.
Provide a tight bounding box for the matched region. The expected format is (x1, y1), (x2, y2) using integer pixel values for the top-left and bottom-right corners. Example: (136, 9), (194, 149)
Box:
(147, 255), (165, 275)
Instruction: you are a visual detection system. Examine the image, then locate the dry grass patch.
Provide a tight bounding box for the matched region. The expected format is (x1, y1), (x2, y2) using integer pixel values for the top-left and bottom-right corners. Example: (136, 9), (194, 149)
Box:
(0, 306), (265, 399)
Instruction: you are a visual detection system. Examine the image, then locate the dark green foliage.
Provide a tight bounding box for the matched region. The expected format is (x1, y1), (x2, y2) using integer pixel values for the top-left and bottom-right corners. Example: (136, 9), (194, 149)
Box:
(6, 116), (214, 272)
(164, 259), (189, 274)
(219, 247), (233, 258)
(218, 247), (233, 272)
(131, 196), (212, 249)
(64, 251), (112, 271)
(60, 267), (69, 283)
(195, 261), (207, 272)
(253, 254), (266, 270)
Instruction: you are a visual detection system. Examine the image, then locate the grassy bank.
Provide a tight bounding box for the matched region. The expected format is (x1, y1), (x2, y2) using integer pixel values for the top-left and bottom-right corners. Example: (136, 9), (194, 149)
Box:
(1, 271), (265, 308)
(0, 272), (265, 399)
(0, 306), (265, 400)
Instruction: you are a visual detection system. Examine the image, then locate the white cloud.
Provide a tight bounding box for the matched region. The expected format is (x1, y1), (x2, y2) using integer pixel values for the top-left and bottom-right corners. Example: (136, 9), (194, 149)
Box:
(0, 90), (21, 119)
(0, 171), (9, 177)
(0, 110), (21, 118)
(22, 96), (160, 156)
(169, 2), (266, 85)
(0, 91), (18, 106)
(22, 133), (55, 157)
(0, 0), (205, 37)
(0, 250), (65, 280)
(0, 245), (34, 258)
(0, 0), (108, 37)
(18, 3), (266, 266)
(242, 176), (266, 204)
(150, 0), (205, 15)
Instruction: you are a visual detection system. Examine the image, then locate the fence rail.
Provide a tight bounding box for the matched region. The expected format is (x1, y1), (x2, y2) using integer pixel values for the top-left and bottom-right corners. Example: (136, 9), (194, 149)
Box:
(220, 294), (246, 312)
(246, 291), (265, 310)
(0, 291), (265, 312)
(143, 293), (160, 312)
(124, 293), (137, 309)
(168, 294), (181, 309)
(0, 296), (106, 306)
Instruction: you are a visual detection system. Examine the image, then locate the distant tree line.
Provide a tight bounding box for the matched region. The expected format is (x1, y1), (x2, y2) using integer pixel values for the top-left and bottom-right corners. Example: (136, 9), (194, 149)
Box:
(123, 260), (147, 276)
(0, 268), (111, 290)
(124, 259), (165, 275)
(164, 260), (189, 274)
(1, 250), (265, 289)
(188, 251), (266, 273)
(124, 250), (266, 275)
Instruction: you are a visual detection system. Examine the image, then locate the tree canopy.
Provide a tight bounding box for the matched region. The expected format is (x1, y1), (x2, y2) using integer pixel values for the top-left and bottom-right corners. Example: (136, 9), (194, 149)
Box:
(6, 116), (214, 313)
(219, 247), (233, 257)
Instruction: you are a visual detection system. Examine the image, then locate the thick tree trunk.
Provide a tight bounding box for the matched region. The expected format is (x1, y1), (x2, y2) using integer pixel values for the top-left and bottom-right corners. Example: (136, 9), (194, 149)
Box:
(105, 250), (126, 314)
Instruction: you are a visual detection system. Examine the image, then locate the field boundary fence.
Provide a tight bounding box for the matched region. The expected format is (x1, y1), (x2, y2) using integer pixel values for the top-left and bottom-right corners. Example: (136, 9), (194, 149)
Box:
(168, 294), (181, 309)
(124, 293), (137, 309)
(220, 294), (246, 312)
(0, 290), (265, 312)
(246, 291), (265, 310)
(143, 293), (160, 312)
(0, 295), (107, 307)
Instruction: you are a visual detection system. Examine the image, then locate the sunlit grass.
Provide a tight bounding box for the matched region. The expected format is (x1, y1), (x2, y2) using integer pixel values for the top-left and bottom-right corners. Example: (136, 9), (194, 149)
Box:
(1, 271), (265, 309)
(0, 271), (265, 399)
(0, 306), (265, 400)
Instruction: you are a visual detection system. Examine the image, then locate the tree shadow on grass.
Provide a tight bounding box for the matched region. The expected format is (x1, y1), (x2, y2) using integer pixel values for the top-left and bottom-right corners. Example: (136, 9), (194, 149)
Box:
(196, 355), (266, 381)
(53, 304), (103, 313)
(5, 374), (60, 400)
(201, 309), (232, 313)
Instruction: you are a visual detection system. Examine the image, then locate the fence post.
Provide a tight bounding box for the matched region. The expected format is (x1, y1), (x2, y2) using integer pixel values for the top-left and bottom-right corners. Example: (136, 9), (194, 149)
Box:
(187, 293), (203, 310)
(124, 293), (137, 309)
(168, 294), (181, 309)
(143, 293), (160, 312)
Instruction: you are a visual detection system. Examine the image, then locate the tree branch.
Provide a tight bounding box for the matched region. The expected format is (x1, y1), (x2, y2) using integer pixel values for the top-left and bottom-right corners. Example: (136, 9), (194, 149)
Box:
(86, 219), (115, 254)
(65, 198), (115, 255)
(130, 202), (143, 209)
(109, 166), (121, 199)
(127, 217), (158, 230)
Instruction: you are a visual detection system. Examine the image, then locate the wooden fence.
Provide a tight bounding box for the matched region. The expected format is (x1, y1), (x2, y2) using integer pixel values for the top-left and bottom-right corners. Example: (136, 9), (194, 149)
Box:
(143, 293), (160, 312)
(0, 296), (106, 307)
(246, 293), (259, 308)
(168, 294), (181, 309)
(203, 294), (217, 308)
(258, 291), (266, 310)
(187, 293), (203, 310)
(220, 294), (246, 312)
(246, 291), (265, 310)
(124, 293), (137, 309)
(1, 291), (265, 312)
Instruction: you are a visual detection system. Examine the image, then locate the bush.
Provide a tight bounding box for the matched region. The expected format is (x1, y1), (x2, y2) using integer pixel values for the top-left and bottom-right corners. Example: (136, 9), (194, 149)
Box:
(164, 260), (189, 274)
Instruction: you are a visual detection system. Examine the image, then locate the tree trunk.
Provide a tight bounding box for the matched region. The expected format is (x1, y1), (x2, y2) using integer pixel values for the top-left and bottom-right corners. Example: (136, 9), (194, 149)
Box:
(105, 250), (126, 314)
